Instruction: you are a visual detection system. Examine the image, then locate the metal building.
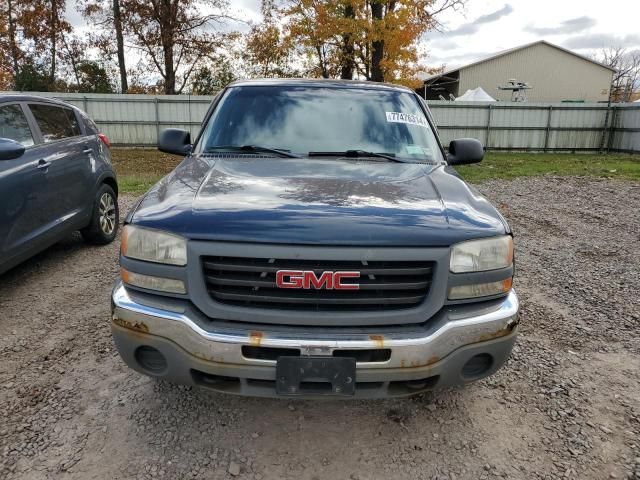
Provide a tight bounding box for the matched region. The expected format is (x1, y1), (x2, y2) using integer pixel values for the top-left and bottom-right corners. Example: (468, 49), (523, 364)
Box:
(420, 40), (615, 102)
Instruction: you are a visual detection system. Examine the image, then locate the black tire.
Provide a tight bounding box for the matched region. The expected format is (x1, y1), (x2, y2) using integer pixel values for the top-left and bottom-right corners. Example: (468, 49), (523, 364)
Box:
(81, 184), (119, 245)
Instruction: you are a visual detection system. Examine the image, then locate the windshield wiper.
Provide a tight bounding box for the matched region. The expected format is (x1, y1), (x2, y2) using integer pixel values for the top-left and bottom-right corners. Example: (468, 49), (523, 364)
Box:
(204, 145), (300, 158)
(308, 150), (410, 163)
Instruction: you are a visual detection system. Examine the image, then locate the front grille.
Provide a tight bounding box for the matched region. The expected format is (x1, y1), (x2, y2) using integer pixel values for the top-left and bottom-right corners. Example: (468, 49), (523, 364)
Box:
(202, 256), (434, 311)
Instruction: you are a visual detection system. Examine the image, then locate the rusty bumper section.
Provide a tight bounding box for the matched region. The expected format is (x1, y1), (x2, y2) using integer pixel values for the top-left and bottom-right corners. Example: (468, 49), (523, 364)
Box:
(111, 282), (519, 398)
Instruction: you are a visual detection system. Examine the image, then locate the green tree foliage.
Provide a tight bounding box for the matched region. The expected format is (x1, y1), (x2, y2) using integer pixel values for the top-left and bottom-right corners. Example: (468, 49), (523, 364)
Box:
(75, 61), (114, 93)
(190, 60), (236, 94)
(13, 60), (54, 91)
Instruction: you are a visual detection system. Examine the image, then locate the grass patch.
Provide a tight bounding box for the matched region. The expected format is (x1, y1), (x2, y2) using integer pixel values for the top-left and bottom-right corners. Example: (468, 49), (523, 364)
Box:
(111, 148), (181, 195)
(111, 148), (640, 194)
(116, 174), (166, 195)
(456, 152), (640, 183)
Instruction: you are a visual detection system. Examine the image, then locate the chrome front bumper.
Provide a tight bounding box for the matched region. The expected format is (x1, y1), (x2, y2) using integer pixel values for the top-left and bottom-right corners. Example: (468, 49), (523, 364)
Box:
(111, 282), (519, 398)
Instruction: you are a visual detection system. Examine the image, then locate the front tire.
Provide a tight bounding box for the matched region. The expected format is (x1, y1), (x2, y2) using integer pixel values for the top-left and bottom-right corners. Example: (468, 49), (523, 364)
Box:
(82, 184), (119, 245)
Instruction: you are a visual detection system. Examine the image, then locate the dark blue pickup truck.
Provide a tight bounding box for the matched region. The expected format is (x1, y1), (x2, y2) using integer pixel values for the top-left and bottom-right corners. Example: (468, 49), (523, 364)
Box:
(111, 79), (518, 398)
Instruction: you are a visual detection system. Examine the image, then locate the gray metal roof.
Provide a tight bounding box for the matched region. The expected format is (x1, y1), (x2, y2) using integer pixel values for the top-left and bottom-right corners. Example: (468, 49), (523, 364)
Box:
(423, 40), (616, 84)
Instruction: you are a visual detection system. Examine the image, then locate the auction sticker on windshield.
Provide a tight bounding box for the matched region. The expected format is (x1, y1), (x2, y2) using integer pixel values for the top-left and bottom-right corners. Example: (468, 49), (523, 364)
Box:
(385, 112), (428, 128)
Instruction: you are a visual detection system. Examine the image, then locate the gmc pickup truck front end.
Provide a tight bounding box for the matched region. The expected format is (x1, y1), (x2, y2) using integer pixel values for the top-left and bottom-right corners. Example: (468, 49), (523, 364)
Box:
(111, 79), (519, 399)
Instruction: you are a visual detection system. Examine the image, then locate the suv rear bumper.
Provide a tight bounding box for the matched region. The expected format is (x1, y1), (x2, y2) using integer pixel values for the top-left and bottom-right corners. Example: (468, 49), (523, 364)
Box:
(111, 282), (519, 399)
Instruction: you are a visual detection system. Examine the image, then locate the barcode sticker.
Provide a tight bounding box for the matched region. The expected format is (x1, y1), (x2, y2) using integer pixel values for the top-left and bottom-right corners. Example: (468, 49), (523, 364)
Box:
(385, 112), (429, 128)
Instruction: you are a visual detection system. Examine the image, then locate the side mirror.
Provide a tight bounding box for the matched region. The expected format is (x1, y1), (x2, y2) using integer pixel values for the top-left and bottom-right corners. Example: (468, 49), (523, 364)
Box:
(0, 138), (26, 160)
(447, 138), (484, 165)
(158, 128), (192, 156)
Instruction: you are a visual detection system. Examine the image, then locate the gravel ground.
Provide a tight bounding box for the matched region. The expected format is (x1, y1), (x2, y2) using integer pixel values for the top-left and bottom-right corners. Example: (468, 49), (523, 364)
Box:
(1, 176), (639, 480)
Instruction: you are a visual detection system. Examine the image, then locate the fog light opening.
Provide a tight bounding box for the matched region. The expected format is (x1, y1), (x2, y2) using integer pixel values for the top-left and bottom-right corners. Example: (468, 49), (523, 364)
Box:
(134, 346), (168, 374)
(461, 353), (493, 379)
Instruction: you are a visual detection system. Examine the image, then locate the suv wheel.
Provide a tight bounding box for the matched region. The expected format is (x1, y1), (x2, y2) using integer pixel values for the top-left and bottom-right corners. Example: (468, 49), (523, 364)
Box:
(82, 184), (119, 244)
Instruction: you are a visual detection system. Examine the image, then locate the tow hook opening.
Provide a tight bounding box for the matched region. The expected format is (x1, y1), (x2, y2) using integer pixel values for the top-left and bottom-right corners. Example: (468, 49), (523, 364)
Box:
(389, 375), (440, 394)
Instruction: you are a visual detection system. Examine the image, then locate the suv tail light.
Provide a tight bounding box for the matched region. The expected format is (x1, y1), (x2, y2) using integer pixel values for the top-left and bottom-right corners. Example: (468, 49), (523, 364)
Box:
(98, 133), (110, 148)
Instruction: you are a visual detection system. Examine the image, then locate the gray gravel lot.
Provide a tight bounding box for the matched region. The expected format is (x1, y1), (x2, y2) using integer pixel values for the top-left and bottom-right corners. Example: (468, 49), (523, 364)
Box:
(1, 176), (639, 480)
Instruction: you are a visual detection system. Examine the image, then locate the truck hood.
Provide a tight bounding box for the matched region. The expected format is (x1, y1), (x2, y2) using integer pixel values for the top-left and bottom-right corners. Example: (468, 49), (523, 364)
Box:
(131, 155), (507, 246)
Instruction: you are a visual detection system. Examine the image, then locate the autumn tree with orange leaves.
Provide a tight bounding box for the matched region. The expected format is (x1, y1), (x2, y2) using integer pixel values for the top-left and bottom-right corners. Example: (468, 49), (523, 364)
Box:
(242, 3), (301, 78)
(2, 0), (462, 92)
(0, 0), (71, 89)
(273, 0), (463, 86)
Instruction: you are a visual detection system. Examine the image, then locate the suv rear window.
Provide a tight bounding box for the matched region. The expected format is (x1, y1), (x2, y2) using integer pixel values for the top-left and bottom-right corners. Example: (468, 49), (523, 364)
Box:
(0, 104), (35, 147)
(29, 104), (82, 142)
(77, 110), (99, 134)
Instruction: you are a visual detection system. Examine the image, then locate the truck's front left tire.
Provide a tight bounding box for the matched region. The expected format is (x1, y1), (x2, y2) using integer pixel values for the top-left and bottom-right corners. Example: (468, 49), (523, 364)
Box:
(82, 184), (119, 245)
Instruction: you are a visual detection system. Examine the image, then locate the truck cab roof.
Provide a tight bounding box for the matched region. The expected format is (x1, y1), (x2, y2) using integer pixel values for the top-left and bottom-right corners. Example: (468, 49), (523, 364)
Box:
(227, 78), (414, 93)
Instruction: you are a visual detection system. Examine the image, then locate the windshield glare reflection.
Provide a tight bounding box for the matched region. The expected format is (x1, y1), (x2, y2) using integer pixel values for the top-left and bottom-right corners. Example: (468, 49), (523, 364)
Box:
(197, 86), (443, 162)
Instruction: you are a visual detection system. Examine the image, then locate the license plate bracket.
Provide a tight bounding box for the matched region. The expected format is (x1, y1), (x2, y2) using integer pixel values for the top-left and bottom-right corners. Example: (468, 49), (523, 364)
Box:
(276, 356), (356, 396)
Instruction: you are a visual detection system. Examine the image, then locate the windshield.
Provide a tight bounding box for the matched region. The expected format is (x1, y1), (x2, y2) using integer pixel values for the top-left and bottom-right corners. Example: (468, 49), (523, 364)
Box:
(196, 85), (443, 162)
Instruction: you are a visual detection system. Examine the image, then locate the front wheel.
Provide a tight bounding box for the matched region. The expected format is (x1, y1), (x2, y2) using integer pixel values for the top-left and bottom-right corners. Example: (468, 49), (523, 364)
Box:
(81, 184), (119, 245)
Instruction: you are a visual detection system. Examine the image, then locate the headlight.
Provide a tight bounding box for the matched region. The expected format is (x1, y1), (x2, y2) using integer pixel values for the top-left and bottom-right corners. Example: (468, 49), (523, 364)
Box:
(121, 225), (187, 266)
(121, 268), (186, 294)
(450, 236), (513, 273)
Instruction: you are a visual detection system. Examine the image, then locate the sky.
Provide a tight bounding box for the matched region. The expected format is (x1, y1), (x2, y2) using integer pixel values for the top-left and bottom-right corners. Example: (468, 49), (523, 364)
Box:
(66, 0), (640, 72)
(421, 0), (640, 69)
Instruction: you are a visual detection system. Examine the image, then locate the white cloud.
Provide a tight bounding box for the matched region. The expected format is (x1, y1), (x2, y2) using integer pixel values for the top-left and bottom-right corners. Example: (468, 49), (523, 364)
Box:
(563, 33), (640, 50)
(525, 16), (597, 36)
(444, 4), (514, 37)
(422, 0), (640, 70)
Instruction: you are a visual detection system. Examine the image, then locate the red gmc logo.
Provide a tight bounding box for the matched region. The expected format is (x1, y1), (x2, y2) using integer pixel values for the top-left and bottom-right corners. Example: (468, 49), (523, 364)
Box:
(276, 270), (360, 290)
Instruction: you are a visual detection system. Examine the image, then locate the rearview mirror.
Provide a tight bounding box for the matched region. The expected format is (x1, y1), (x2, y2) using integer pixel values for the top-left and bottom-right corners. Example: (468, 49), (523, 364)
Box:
(447, 138), (484, 165)
(0, 138), (26, 160)
(158, 128), (192, 156)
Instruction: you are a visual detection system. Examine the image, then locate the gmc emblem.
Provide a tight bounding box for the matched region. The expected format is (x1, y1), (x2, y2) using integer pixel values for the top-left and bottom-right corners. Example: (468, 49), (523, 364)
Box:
(276, 270), (360, 290)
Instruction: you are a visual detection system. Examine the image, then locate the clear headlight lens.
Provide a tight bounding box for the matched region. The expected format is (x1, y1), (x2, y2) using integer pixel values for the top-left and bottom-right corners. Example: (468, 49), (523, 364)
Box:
(450, 236), (513, 273)
(449, 278), (512, 300)
(121, 225), (187, 266)
(120, 268), (186, 294)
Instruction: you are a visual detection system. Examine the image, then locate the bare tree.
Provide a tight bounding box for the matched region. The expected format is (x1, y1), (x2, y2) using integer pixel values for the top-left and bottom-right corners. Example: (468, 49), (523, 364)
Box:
(125, 0), (236, 95)
(113, 0), (127, 92)
(598, 47), (640, 103)
(81, 0), (129, 93)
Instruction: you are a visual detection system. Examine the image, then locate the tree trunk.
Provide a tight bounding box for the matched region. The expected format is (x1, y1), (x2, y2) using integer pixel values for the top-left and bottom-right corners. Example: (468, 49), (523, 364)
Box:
(50, 0), (57, 83)
(62, 35), (81, 89)
(162, 43), (175, 94)
(315, 45), (329, 79)
(113, 0), (128, 93)
(163, 48), (175, 94)
(7, 0), (20, 79)
(340, 4), (355, 80)
(160, 0), (176, 94)
(370, 1), (384, 82)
